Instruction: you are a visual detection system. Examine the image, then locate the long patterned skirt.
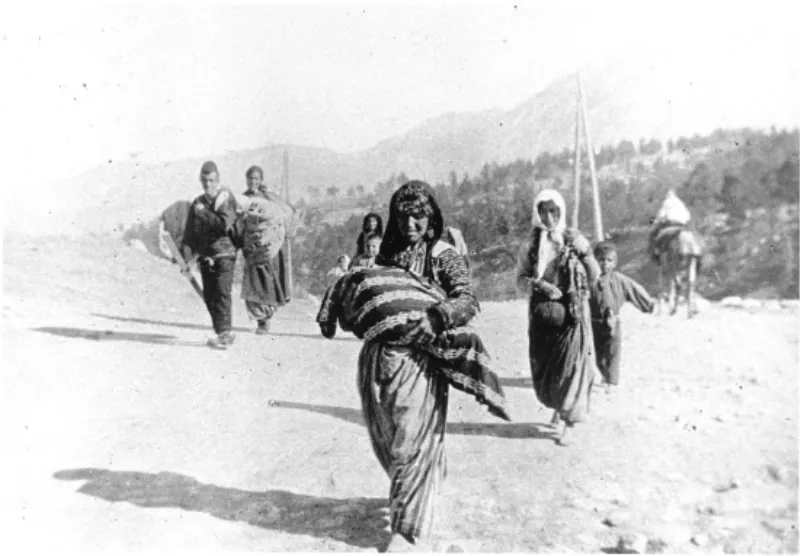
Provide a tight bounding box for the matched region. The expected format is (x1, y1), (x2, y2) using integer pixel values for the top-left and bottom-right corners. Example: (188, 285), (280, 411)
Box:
(358, 340), (448, 540)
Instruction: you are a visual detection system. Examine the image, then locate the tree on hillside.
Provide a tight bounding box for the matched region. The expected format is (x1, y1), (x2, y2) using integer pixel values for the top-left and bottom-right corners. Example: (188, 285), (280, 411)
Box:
(617, 140), (637, 172)
(326, 186), (340, 199)
(395, 171), (409, 186)
(346, 186), (356, 198)
(434, 182), (453, 211)
(309, 186), (321, 202)
(776, 154), (799, 205)
(356, 184), (365, 197)
(448, 170), (459, 191)
(682, 162), (721, 216)
(720, 172), (747, 222)
(641, 138), (662, 156)
(510, 182), (534, 235)
(458, 173), (477, 198)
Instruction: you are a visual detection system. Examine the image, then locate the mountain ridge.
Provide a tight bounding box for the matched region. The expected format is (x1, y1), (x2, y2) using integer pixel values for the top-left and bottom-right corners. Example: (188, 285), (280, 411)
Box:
(17, 49), (799, 236)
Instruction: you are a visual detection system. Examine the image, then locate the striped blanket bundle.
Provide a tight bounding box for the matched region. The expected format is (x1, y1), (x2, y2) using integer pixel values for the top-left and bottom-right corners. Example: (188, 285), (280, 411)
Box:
(316, 266), (510, 421)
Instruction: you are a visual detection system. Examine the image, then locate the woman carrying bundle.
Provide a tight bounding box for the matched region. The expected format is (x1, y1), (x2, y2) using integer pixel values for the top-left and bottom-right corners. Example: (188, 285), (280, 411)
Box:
(516, 189), (600, 446)
(356, 181), (478, 551)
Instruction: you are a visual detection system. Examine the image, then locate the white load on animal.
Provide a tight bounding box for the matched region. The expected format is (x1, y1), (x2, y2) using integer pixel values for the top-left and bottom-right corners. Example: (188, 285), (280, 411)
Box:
(655, 190), (691, 226)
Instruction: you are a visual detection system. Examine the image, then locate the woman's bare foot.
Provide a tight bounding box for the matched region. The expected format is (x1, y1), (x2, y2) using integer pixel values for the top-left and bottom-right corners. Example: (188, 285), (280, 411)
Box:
(556, 421), (576, 446)
(384, 533), (416, 552)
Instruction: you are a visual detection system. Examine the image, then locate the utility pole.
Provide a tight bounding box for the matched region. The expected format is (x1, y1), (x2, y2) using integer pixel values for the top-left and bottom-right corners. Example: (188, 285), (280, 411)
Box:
(281, 150), (293, 300)
(572, 75), (583, 229)
(576, 73), (604, 240)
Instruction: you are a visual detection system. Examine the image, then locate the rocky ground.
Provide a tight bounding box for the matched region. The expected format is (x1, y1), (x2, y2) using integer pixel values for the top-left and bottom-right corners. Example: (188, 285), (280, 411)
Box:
(2, 233), (797, 552)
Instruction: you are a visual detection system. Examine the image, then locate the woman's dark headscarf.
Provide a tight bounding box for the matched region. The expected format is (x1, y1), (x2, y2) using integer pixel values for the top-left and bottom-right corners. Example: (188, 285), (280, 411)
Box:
(355, 212), (385, 256)
(361, 212), (384, 235)
(378, 180), (444, 275)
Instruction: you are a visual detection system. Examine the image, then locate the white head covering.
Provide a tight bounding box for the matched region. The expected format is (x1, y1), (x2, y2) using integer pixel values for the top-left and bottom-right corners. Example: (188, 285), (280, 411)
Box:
(532, 189), (567, 234)
(531, 189), (568, 281)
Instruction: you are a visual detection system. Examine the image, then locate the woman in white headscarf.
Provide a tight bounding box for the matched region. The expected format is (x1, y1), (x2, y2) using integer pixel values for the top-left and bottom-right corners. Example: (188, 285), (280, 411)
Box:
(516, 189), (600, 445)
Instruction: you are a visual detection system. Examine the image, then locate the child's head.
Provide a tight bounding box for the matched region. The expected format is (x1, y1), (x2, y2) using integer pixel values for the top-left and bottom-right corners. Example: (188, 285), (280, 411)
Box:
(364, 233), (382, 258)
(337, 254), (350, 270)
(593, 241), (618, 275)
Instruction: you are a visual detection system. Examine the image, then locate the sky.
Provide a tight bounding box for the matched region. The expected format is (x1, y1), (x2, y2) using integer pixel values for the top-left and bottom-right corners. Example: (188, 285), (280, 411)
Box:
(1, 0), (797, 189)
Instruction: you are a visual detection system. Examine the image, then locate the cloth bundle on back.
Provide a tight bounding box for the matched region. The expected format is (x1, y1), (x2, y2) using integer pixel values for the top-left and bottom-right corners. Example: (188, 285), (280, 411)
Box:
(236, 195), (291, 265)
(316, 266), (510, 422)
(233, 182), (297, 334)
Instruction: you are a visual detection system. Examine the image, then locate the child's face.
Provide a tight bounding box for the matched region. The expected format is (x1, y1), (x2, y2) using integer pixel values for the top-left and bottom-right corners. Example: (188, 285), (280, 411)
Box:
(365, 238), (381, 257)
(337, 258), (349, 270)
(598, 252), (617, 275)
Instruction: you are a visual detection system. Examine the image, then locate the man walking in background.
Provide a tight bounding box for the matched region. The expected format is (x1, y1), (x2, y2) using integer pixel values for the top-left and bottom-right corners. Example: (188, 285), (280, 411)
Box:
(181, 161), (239, 349)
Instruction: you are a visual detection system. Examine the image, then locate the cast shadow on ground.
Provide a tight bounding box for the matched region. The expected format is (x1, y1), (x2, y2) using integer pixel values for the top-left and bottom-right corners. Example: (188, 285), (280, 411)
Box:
(91, 314), (360, 342)
(53, 468), (389, 550)
(499, 377), (533, 389)
(272, 401), (555, 440)
(32, 327), (206, 348)
(267, 331), (362, 342)
(91, 313), (252, 333)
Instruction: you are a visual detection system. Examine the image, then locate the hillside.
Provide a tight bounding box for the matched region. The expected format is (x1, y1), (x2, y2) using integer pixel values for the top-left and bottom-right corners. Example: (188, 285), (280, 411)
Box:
(13, 47), (799, 237)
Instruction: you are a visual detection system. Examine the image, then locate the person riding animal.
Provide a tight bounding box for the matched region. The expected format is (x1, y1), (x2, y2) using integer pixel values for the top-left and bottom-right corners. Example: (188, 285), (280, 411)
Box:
(648, 190), (691, 262)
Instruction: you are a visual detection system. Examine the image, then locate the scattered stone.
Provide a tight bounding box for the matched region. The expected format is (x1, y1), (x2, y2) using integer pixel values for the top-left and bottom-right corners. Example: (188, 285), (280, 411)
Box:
(446, 544), (465, 553)
(646, 538), (669, 553)
(616, 533), (648, 554)
(696, 505), (720, 516)
(713, 478), (740, 493)
(666, 471), (684, 482)
(714, 415), (725, 423)
(594, 483), (629, 507)
(691, 533), (710, 547)
(742, 299), (761, 310)
(721, 296), (744, 308)
(649, 523), (692, 547)
(661, 505), (683, 522)
(571, 498), (599, 511)
(603, 510), (632, 527)
(766, 464), (786, 484)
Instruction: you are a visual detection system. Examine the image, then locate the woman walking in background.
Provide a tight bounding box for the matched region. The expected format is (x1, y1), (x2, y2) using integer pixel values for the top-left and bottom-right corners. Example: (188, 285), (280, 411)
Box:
(516, 189), (600, 445)
(354, 212), (384, 259)
(359, 181), (478, 551)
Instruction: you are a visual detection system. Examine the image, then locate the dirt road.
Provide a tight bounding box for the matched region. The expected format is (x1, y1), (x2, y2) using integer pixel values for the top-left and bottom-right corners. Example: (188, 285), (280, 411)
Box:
(2, 233), (797, 552)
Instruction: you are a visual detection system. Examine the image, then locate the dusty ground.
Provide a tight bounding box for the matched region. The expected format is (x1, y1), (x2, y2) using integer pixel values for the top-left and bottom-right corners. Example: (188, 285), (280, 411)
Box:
(2, 233), (798, 553)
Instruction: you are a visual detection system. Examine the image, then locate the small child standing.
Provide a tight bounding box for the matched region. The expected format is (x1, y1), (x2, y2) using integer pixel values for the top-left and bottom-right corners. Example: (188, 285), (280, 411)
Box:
(590, 241), (655, 389)
(326, 255), (351, 288)
(349, 233), (381, 269)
